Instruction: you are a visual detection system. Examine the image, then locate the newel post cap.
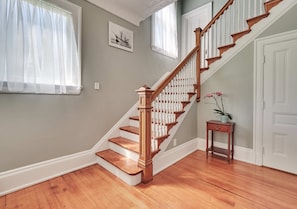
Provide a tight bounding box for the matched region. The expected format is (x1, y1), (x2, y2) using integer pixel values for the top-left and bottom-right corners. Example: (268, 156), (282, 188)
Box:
(136, 85), (154, 94)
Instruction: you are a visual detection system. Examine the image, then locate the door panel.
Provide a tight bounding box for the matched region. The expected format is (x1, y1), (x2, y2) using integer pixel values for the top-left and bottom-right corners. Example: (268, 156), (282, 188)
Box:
(263, 38), (297, 174)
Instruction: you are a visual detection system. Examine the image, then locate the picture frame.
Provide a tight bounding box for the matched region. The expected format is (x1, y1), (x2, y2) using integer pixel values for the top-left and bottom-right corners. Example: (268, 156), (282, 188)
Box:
(108, 21), (133, 52)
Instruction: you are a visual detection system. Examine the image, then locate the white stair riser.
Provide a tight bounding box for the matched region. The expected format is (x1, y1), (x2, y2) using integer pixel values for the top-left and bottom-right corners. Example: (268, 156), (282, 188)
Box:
(96, 158), (141, 186)
(129, 119), (139, 128)
(120, 130), (139, 142)
(109, 142), (139, 162)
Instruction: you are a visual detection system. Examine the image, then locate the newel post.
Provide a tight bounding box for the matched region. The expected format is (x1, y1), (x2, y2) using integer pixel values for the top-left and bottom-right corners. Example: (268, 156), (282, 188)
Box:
(136, 85), (154, 183)
(195, 27), (202, 102)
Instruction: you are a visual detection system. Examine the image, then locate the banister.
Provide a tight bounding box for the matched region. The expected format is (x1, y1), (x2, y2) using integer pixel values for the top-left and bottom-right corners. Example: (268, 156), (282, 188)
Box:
(201, 0), (234, 36)
(152, 45), (200, 101)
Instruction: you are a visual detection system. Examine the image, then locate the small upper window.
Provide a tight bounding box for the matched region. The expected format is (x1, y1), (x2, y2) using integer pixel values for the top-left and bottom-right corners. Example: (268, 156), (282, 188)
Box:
(0, 0), (82, 94)
(151, 3), (178, 59)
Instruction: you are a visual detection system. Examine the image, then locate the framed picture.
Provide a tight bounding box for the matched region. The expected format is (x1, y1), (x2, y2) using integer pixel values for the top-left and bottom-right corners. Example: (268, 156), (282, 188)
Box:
(108, 21), (133, 52)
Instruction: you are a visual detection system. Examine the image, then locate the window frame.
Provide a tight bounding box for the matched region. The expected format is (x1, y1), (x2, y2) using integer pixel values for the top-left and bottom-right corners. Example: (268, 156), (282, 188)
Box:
(151, 2), (178, 59)
(0, 0), (82, 95)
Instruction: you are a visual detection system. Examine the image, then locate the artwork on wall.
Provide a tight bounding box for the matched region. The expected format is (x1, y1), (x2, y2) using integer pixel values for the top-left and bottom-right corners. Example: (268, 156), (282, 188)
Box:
(108, 21), (133, 52)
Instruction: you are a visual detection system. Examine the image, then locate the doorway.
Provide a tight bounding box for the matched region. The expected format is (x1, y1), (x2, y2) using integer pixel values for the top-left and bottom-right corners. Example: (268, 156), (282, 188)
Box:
(181, 2), (212, 58)
(254, 30), (297, 174)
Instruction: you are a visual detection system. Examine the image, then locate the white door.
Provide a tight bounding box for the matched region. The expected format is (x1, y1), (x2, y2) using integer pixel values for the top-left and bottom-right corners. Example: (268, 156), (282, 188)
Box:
(262, 36), (297, 174)
(181, 2), (212, 58)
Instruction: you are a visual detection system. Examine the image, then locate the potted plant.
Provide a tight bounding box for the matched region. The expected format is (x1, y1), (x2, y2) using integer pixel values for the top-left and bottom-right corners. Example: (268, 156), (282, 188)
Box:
(204, 91), (232, 123)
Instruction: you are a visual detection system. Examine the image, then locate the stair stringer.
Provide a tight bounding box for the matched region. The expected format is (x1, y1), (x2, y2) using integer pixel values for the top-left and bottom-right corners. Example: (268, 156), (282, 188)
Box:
(201, 0), (297, 85)
(152, 92), (197, 175)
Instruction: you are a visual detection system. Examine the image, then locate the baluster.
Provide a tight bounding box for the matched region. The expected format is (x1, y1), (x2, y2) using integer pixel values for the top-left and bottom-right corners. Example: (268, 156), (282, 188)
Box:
(211, 25), (215, 57)
(260, 0), (265, 15)
(200, 34), (205, 68)
(248, 0), (252, 19)
(255, 0), (258, 17)
(208, 28), (212, 58)
(237, 0), (241, 32)
(230, 2), (235, 36)
(214, 22), (217, 57)
(242, 0), (247, 31)
(225, 7), (232, 45)
(204, 33), (208, 68)
(222, 12), (226, 47)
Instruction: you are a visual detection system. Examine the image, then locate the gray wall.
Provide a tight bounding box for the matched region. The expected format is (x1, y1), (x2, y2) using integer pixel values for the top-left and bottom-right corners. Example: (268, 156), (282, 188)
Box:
(182, 0), (228, 16)
(197, 3), (297, 148)
(0, 0), (185, 172)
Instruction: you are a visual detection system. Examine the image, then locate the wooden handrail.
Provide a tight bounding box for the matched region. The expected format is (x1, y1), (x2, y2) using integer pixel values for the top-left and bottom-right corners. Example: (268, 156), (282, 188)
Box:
(201, 0), (234, 36)
(152, 45), (200, 101)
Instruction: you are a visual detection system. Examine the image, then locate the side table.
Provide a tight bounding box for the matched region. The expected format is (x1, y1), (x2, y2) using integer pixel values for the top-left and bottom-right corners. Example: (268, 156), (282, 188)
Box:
(206, 120), (235, 162)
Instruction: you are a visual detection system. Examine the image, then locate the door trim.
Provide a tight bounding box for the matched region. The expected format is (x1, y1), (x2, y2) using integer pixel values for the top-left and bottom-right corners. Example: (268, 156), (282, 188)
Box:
(253, 29), (297, 166)
(181, 2), (212, 58)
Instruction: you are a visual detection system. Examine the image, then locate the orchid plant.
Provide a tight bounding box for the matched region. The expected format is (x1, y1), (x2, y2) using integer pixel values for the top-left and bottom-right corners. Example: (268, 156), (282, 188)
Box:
(204, 91), (232, 120)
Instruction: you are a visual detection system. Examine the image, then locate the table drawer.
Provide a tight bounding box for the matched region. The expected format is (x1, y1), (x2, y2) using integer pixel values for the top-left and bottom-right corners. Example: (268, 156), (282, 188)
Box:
(207, 123), (229, 132)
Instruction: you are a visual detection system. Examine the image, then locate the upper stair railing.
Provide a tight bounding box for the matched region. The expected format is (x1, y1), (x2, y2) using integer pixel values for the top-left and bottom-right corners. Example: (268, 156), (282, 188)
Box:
(198, 0), (281, 69)
(137, 0), (283, 183)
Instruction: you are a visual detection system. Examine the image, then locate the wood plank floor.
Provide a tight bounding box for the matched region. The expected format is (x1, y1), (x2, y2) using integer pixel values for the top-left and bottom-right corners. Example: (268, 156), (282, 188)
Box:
(1, 151), (297, 209)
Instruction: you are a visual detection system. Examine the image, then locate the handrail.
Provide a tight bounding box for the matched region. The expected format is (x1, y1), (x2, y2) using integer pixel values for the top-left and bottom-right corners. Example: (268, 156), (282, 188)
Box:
(152, 45), (200, 101)
(201, 0), (234, 36)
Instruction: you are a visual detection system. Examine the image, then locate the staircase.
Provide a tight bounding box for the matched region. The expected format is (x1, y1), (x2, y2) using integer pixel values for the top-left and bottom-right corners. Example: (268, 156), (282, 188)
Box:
(95, 0), (288, 185)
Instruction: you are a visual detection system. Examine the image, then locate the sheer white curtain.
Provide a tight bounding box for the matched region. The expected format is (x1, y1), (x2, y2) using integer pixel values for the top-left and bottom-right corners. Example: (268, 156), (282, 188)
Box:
(0, 0), (80, 94)
(152, 3), (178, 59)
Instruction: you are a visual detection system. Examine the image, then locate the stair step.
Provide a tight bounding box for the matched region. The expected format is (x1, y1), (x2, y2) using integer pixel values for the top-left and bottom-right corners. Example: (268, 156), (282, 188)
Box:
(265, 0), (283, 13)
(218, 43), (236, 55)
(200, 67), (209, 73)
(120, 126), (139, 135)
(206, 56), (221, 65)
(109, 137), (139, 153)
(247, 13), (270, 29)
(231, 29), (252, 42)
(129, 116), (139, 121)
(96, 150), (142, 175)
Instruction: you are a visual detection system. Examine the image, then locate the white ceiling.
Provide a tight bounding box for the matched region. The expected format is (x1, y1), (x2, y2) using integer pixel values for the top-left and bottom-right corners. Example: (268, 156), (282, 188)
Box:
(86, 0), (176, 26)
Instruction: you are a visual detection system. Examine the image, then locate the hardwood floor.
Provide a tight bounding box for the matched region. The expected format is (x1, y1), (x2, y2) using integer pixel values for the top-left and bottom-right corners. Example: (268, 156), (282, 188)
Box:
(1, 151), (297, 209)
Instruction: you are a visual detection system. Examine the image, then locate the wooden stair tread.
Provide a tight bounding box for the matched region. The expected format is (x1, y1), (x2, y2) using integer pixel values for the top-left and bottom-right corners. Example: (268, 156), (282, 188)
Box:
(200, 67), (209, 73)
(120, 126), (139, 135)
(206, 56), (222, 65)
(265, 0), (283, 13)
(109, 137), (139, 153)
(218, 43), (236, 55)
(231, 29), (252, 42)
(96, 150), (142, 175)
(247, 13), (270, 29)
(129, 116), (139, 121)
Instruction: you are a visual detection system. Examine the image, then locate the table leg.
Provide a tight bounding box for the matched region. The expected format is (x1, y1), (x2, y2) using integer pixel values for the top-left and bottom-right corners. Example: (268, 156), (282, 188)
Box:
(232, 130), (234, 160)
(206, 128), (208, 158)
(227, 132), (230, 163)
(211, 131), (214, 155)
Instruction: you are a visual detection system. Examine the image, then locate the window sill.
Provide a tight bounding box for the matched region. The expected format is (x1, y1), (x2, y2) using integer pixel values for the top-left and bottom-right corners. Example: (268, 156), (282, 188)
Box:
(0, 82), (82, 95)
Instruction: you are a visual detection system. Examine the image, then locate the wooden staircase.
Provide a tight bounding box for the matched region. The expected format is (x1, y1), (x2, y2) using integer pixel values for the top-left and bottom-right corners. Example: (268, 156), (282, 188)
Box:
(96, 85), (196, 185)
(95, 0), (285, 185)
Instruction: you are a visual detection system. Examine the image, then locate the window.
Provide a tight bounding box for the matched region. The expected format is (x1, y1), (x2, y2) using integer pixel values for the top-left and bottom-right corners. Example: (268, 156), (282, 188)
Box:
(0, 0), (82, 94)
(151, 3), (178, 59)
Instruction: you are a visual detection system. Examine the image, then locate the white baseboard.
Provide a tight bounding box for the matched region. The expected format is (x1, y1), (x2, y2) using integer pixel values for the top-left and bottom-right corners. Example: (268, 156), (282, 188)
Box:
(0, 150), (96, 196)
(197, 138), (255, 164)
(153, 138), (198, 175)
(0, 137), (255, 196)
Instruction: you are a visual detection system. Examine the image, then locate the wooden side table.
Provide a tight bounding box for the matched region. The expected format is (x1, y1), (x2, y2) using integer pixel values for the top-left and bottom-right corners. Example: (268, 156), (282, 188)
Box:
(206, 120), (235, 162)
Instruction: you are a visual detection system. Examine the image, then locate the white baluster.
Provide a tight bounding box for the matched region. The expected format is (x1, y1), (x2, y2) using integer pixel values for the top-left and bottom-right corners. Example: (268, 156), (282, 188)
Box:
(200, 34), (205, 68)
